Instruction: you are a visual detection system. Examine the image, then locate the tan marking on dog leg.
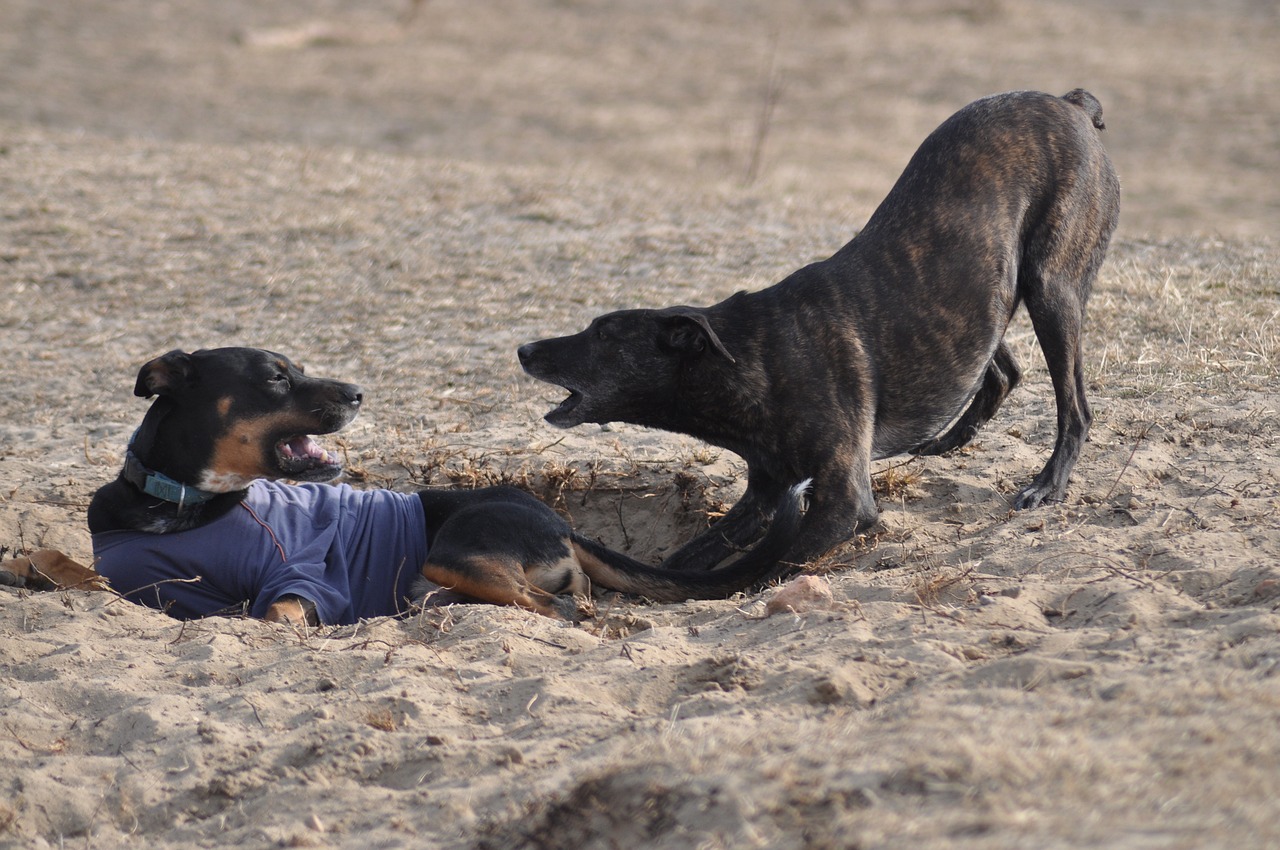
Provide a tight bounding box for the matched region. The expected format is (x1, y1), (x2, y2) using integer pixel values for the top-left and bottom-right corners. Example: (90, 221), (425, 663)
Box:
(421, 556), (567, 618)
(2, 550), (109, 591)
(571, 542), (632, 589)
(264, 597), (315, 626)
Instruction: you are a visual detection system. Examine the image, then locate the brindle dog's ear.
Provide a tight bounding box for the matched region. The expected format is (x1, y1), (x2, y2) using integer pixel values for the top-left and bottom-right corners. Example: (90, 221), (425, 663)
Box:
(134, 350), (195, 398)
(659, 308), (736, 364)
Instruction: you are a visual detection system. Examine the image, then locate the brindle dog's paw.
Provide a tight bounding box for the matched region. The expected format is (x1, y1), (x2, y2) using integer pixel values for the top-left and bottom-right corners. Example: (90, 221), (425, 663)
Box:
(1011, 483), (1062, 511)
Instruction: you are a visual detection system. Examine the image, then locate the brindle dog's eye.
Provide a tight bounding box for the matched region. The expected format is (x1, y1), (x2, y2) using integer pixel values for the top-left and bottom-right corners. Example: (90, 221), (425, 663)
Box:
(269, 374), (291, 389)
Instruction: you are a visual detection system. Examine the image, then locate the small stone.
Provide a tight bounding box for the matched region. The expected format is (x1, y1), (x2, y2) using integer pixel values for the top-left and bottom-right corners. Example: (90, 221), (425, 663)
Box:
(1252, 579), (1279, 600)
(808, 670), (875, 707)
(764, 575), (834, 617)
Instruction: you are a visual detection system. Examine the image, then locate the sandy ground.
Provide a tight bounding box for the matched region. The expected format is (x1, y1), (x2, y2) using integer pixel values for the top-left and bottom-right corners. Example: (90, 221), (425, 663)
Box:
(1, 0), (1279, 847)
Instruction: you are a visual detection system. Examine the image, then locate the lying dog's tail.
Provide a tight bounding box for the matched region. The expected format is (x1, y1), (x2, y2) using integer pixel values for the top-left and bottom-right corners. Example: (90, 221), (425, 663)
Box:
(571, 480), (811, 602)
(1061, 88), (1106, 131)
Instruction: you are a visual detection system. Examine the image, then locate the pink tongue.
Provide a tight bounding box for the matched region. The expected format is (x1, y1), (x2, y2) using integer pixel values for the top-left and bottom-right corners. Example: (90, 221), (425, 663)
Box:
(282, 436), (323, 459)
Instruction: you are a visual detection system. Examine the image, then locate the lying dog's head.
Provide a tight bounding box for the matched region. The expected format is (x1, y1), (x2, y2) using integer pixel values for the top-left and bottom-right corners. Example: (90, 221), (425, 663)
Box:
(517, 306), (734, 429)
(130, 347), (362, 492)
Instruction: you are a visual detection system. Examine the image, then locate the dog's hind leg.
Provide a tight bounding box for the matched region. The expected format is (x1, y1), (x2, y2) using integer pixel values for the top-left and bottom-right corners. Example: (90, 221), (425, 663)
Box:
(420, 555), (578, 619)
(1012, 169), (1116, 509)
(912, 343), (1022, 456)
(1013, 276), (1093, 510)
(1011, 111), (1118, 509)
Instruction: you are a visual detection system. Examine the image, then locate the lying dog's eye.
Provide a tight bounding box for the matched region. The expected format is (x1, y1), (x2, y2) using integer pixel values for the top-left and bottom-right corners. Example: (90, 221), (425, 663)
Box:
(269, 374), (291, 389)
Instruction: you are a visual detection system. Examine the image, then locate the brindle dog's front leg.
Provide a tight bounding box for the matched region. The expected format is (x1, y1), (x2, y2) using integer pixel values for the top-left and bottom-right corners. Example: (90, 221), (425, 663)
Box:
(779, 455), (880, 571)
(660, 468), (784, 572)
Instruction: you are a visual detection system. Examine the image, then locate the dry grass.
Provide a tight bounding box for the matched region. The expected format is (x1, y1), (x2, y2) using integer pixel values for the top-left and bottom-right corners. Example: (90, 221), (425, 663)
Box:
(1090, 239), (1280, 397)
(363, 708), (400, 732)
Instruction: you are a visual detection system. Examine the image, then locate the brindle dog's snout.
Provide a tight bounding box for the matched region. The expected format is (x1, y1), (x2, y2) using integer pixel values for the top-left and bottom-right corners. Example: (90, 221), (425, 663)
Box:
(339, 383), (363, 409)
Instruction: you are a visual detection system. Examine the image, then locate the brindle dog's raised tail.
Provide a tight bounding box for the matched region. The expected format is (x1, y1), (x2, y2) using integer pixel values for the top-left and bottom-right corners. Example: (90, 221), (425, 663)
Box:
(571, 479), (811, 601)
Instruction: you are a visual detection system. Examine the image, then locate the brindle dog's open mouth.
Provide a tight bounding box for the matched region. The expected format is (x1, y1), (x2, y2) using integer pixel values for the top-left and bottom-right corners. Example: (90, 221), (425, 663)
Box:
(274, 434), (342, 478)
(544, 388), (586, 427)
(550, 390), (581, 417)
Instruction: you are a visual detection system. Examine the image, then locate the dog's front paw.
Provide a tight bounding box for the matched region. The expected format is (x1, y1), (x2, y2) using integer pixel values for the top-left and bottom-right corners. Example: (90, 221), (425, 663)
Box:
(0, 558), (28, 588)
(0, 551), (106, 591)
(264, 595), (319, 627)
(1011, 483), (1062, 511)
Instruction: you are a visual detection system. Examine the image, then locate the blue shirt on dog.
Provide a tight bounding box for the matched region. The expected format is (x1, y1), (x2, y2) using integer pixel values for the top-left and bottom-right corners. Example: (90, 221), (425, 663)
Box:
(93, 481), (428, 625)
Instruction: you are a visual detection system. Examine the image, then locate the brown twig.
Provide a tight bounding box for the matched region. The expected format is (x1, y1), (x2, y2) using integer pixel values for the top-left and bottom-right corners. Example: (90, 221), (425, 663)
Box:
(744, 29), (783, 186)
(1103, 422), (1151, 501)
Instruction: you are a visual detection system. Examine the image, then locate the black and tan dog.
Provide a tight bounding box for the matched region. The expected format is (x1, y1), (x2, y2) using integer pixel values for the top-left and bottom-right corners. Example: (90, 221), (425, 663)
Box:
(80, 347), (806, 625)
(519, 89), (1121, 575)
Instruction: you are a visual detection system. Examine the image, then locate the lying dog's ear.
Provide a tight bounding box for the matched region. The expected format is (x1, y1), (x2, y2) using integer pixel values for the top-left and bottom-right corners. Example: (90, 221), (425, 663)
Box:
(134, 350), (195, 398)
(659, 308), (736, 364)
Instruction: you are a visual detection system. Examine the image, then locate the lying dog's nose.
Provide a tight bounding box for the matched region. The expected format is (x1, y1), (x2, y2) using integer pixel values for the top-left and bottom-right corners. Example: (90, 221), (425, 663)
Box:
(343, 384), (363, 407)
(516, 343), (532, 366)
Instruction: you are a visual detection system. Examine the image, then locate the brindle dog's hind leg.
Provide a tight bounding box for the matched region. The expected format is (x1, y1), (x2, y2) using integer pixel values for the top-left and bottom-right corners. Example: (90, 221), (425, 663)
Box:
(913, 342), (1023, 456)
(1013, 276), (1093, 510)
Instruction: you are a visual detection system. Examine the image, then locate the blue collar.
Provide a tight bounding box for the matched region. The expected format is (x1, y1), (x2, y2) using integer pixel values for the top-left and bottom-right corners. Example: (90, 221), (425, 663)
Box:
(122, 449), (221, 510)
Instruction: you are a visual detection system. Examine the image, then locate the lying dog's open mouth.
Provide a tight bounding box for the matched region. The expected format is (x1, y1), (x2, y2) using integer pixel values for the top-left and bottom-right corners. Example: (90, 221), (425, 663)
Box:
(274, 434), (343, 479)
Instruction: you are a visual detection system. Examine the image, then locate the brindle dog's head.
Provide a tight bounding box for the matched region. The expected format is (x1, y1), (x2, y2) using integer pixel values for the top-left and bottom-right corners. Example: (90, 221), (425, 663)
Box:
(130, 347), (362, 492)
(517, 306), (734, 430)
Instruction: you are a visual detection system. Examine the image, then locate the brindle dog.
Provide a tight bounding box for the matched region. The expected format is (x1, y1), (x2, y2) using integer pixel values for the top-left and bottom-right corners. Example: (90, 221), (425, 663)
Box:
(519, 89), (1121, 574)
